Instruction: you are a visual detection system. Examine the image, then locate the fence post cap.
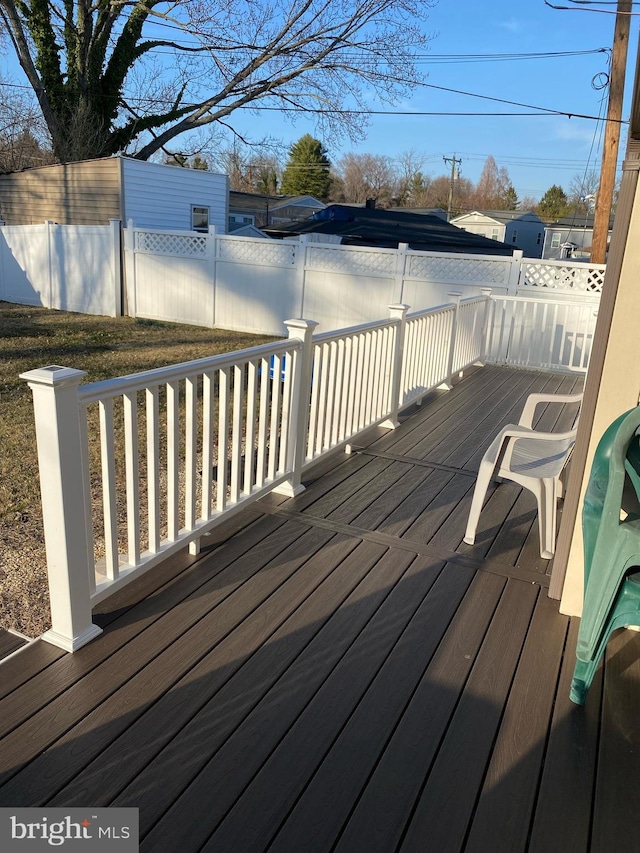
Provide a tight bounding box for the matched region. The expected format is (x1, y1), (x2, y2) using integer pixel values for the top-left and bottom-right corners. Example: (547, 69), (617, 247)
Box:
(284, 318), (319, 331)
(20, 365), (87, 388)
(388, 303), (410, 313)
(480, 288), (493, 296)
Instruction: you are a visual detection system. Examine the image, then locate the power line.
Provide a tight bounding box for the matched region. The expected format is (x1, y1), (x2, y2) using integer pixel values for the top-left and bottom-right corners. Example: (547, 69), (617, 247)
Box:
(0, 79), (622, 123)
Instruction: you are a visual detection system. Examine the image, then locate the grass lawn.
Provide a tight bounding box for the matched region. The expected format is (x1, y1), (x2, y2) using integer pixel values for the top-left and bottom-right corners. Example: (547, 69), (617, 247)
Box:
(0, 301), (277, 638)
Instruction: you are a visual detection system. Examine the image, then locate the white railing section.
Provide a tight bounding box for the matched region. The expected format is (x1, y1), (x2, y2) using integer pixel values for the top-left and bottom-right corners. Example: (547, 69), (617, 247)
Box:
(23, 295), (492, 652)
(401, 305), (455, 406)
(304, 319), (397, 464)
(487, 295), (598, 373)
(75, 337), (304, 600)
(451, 292), (493, 376)
(24, 288), (598, 653)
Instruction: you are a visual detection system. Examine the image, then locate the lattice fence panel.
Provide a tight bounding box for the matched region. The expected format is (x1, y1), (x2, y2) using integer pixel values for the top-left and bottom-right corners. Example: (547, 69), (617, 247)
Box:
(520, 262), (605, 293)
(217, 237), (296, 265)
(135, 231), (208, 257)
(407, 254), (510, 284)
(306, 245), (396, 276)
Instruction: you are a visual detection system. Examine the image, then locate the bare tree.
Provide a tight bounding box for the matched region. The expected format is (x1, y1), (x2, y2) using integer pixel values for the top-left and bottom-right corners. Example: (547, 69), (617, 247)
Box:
(0, 77), (55, 170)
(337, 152), (398, 206)
(0, 0), (434, 162)
(469, 156), (514, 210)
(394, 149), (432, 206)
(423, 173), (474, 215)
(568, 170), (600, 213)
(217, 144), (282, 193)
(519, 195), (539, 212)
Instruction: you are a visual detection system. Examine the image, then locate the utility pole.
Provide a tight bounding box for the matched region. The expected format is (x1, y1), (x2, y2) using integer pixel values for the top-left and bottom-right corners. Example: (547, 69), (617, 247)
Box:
(590, 0), (632, 264)
(443, 154), (461, 221)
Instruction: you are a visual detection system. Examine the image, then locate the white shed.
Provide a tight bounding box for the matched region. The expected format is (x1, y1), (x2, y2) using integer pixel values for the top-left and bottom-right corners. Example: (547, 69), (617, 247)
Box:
(0, 156), (229, 233)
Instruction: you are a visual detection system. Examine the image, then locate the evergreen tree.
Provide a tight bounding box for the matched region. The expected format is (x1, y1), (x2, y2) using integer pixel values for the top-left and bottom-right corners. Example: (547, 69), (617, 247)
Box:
(537, 185), (569, 221)
(502, 185), (518, 210)
(280, 135), (331, 200)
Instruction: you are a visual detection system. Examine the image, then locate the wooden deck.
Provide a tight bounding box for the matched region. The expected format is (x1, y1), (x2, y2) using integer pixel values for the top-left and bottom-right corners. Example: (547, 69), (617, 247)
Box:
(1, 364), (639, 853)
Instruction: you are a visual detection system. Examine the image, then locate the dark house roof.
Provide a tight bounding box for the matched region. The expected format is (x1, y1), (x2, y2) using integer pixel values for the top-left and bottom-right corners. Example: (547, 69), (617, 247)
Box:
(264, 204), (516, 256)
(547, 214), (615, 230)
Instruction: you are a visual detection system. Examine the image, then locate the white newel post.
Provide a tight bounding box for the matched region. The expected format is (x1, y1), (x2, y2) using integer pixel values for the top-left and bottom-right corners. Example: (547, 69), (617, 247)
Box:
(20, 366), (102, 652)
(274, 319), (318, 496)
(380, 304), (409, 428)
(479, 288), (493, 363)
(442, 291), (462, 390)
(507, 249), (524, 295)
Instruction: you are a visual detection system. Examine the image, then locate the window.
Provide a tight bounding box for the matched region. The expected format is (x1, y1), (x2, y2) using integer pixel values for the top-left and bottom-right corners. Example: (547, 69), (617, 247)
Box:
(491, 227), (499, 241)
(551, 232), (561, 249)
(511, 229), (518, 243)
(192, 205), (210, 233)
(228, 213), (255, 232)
(536, 232), (542, 245)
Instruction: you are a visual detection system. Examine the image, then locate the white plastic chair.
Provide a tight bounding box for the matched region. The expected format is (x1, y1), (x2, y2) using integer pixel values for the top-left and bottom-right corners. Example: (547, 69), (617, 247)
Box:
(463, 392), (583, 559)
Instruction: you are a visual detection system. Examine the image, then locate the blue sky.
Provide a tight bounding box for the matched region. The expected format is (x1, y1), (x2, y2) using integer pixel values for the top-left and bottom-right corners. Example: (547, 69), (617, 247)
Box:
(230, 0), (639, 202)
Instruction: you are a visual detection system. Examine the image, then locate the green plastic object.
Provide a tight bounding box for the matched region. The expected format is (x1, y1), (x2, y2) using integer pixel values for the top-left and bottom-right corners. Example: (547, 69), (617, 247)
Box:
(570, 406), (640, 705)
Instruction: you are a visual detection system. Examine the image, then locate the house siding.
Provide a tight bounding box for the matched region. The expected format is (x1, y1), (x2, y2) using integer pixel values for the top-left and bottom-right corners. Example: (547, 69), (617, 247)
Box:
(0, 158), (121, 225)
(541, 224), (613, 260)
(452, 211), (544, 258)
(122, 159), (228, 232)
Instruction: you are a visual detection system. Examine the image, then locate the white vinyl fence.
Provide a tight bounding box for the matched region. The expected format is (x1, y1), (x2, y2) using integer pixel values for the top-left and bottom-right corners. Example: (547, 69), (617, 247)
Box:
(1, 220), (606, 338)
(124, 224), (606, 336)
(23, 293), (491, 652)
(0, 220), (121, 316)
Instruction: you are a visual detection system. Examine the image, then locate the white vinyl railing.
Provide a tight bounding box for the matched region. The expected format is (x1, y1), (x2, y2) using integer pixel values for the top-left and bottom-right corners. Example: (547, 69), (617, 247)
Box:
(23, 288), (596, 653)
(77, 337), (305, 593)
(22, 293), (491, 652)
(487, 294), (598, 373)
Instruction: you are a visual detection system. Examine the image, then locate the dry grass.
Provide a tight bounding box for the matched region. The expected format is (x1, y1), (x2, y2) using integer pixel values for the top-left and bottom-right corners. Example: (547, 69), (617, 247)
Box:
(0, 301), (276, 638)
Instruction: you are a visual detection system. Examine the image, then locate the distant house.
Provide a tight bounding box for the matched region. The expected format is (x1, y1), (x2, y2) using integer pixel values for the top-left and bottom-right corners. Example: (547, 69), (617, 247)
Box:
(264, 204), (517, 256)
(228, 192), (325, 232)
(542, 214), (614, 260)
(0, 157), (229, 232)
(450, 210), (545, 258)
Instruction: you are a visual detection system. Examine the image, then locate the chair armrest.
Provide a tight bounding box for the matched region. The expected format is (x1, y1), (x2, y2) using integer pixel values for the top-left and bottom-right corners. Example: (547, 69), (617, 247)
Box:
(519, 392), (583, 429)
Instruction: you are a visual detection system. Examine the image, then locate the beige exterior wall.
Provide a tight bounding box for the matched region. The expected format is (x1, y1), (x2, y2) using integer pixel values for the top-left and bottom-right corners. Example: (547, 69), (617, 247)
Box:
(559, 160), (640, 615)
(0, 158), (121, 225)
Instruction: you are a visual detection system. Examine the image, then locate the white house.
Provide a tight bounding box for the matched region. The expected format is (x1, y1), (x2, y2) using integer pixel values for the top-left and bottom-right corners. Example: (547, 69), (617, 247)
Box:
(451, 210), (545, 258)
(0, 156), (229, 233)
(542, 214), (614, 260)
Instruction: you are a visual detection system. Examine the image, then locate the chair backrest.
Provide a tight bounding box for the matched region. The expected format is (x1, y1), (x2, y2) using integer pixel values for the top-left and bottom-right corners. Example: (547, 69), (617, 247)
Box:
(582, 406), (640, 581)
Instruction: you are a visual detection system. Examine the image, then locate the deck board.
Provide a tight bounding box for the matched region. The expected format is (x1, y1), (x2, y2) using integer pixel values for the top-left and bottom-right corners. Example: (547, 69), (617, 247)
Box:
(1, 364), (636, 853)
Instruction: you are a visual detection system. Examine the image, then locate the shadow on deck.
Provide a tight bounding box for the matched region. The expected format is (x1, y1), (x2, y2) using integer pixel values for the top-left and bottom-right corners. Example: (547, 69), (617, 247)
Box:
(1, 364), (639, 853)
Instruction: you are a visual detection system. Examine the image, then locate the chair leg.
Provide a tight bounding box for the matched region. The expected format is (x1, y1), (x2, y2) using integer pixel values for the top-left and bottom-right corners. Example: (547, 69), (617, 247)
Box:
(570, 658), (597, 705)
(464, 459), (496, 545)
(537, 478), (558, 560)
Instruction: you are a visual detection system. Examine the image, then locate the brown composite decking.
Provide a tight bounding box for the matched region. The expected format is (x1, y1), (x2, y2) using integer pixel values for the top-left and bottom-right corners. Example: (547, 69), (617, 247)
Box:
(1, 364), (639, 853)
